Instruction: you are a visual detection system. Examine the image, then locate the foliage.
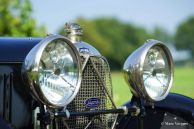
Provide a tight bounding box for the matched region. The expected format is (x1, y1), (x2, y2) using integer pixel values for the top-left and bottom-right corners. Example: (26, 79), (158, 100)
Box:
(0, 0), (46, 36)
(175, 16), (194, 57)
(58, 16), (194, 69)
(59, 17), (151, 69)
(151, 26), (174, 43)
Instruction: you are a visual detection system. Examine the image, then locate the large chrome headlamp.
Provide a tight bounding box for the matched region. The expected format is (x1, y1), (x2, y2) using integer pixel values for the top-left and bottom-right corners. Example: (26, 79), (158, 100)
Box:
(23, 35), (81, 108)
(123, 39), (173, 101)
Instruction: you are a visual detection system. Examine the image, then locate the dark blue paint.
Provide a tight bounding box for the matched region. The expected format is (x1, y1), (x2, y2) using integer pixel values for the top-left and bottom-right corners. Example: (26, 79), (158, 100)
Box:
(85, 97), (101, 108)
(79, 47), (90, 53)
(116, 93), (194, 129)
(0, 117), (12, 129)
(0, 37), (42, 62)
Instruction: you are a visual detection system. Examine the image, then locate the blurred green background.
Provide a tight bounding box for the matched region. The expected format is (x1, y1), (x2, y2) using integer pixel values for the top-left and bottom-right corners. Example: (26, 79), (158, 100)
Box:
(0, 0), (193, 106)
(112, 67), (194, 106)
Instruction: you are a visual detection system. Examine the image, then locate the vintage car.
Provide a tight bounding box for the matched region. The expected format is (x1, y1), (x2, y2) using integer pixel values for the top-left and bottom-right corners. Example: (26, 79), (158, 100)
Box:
(0, 23), (194, 129)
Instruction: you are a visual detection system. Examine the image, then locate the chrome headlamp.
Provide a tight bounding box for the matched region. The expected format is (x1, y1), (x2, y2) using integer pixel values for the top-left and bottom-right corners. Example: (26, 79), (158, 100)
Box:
(23, 35), (81, 108)
(123, 39), (174, 101)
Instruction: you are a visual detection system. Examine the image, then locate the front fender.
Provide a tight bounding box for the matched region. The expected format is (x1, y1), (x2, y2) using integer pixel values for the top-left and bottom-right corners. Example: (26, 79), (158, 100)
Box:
(0, 117), (12, 129)
(116, 93), (194, 129)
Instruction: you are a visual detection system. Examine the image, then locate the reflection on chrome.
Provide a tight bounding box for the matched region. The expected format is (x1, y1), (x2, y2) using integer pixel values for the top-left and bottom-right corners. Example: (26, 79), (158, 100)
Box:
(39, 72), (73, 103)
(143, 74), (168, 98)
(123, 39), (173, 101)
(143, 46), (170, 99)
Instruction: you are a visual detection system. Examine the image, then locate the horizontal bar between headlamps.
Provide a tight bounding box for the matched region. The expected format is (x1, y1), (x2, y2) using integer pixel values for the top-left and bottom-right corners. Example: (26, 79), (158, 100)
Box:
(54, 106), (138, 118)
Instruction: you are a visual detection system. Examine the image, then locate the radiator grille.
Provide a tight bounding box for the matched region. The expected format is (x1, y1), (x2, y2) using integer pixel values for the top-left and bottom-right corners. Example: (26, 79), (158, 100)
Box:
(56, 56), (116, 129)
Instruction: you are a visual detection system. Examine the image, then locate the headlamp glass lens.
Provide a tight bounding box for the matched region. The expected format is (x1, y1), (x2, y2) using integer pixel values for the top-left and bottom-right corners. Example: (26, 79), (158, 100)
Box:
(143, 46), (170, 99)
(38, 40), (79, 105)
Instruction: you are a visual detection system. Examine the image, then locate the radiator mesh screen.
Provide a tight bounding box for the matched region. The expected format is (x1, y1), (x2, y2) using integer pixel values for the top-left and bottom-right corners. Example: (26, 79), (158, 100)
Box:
(56, 56), (116, 129)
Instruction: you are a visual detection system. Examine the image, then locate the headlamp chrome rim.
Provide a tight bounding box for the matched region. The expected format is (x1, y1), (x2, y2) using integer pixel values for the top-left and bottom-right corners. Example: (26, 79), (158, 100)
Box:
(123, 39), (174, 101)
(22, 35), (82, 108)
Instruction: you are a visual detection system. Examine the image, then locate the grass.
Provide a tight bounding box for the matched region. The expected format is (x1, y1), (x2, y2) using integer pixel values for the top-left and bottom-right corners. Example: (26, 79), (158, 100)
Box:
(111, 67), (194, 106)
